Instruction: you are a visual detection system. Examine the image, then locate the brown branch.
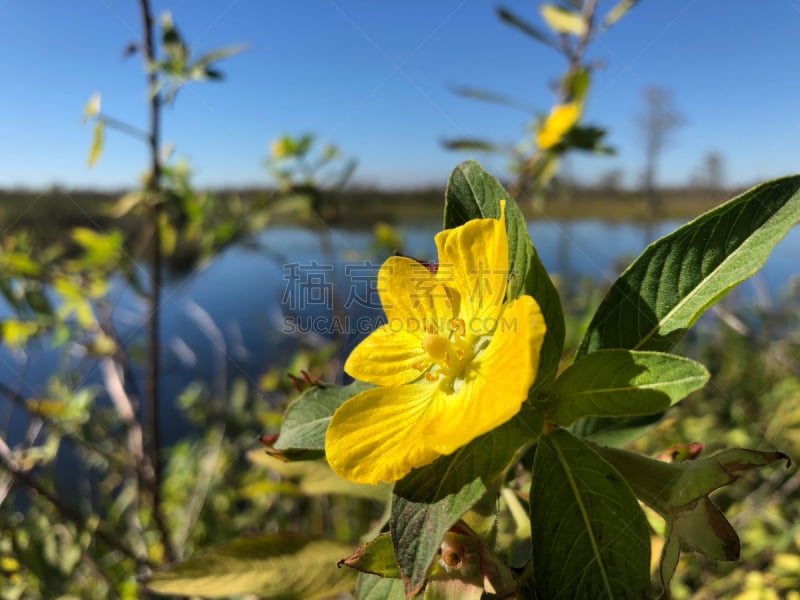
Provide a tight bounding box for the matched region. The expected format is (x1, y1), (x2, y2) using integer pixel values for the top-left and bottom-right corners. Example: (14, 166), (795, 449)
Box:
(137, 0), (177, 564)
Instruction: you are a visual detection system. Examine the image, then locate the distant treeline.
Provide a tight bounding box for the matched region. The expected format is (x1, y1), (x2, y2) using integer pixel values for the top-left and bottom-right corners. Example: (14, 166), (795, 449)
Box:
(0, 183), (742, 236)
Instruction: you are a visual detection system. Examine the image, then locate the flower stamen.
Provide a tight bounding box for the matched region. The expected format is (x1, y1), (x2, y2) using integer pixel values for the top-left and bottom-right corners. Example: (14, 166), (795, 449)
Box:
(449, 318), (466, 337)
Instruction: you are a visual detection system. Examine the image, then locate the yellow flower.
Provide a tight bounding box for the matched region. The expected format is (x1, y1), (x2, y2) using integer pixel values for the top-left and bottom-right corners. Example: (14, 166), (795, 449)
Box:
(537, 102), (581, 149)
(270, 137), (290, 159)
(325, 202), (547, 484)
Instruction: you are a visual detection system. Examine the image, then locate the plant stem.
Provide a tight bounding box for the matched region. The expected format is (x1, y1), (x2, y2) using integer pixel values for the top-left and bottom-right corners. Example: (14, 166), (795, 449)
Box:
(511, 0), (598, 202)
(138, 0), (177, 563)
(566, 0), (598, 95)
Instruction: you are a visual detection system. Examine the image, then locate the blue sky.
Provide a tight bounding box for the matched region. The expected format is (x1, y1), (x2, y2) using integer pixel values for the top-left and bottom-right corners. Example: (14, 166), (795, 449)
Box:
(1, 1), (799, 190)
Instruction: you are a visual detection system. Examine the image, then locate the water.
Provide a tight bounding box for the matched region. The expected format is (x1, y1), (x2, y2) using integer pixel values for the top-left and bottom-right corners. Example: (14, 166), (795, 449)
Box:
(2, 219), (799, 447)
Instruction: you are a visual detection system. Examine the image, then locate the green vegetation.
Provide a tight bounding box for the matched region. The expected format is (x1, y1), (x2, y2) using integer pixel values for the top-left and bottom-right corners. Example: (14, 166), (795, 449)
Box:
(0, 182), (737, 234)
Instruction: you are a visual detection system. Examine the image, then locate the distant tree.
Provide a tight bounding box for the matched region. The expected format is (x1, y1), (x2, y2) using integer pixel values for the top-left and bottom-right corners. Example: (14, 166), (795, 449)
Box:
(598, 168), (624, 192)
(635, 86), (684, 216)
(692, 150), (725, 192)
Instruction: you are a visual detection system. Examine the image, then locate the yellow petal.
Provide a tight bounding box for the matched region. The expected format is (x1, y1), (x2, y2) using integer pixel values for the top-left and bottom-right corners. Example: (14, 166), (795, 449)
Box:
(345, 256), (459, 384)
(344, 325), (427, 385)
(435, 204), (508, 329)
(326, 385), (441, 484)
(537, 103), (581, 149)
(379, 256), (457, 331)
(424, 295), (546, 454)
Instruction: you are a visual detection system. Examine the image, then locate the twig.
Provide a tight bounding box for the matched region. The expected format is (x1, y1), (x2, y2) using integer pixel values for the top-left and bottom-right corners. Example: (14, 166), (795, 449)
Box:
(510, 0), (599, 201)
(138, 0), (177, 563)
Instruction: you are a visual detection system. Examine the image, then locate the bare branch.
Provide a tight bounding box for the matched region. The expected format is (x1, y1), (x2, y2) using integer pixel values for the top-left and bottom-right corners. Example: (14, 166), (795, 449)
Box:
(138, 0), (178, 563)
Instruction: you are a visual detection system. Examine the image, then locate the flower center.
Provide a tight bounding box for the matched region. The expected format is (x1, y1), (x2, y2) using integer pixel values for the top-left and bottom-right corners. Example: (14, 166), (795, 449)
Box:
(419, 319), (474, 388)
(423, 333), (449, 362)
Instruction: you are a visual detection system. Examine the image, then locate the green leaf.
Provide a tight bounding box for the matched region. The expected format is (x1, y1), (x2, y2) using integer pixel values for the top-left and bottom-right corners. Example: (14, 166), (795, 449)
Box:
(9, 437), (61, 470)
(577, 176), (800, 358)
(146, 535), (355, 599)
(158, 212), (177, 257)
(656, 496), (739, 595)
(592, 445), (789, 516)
(562, 124), (613, 153)
(563, 67), (591, 104)
(444, 160), (565, 390)
(108, 191), (145, 218)
(88, 121), (104, 167)
(593, 446), (789, 596)
(53, 276), (95, 327)
(71, 227), (121, 267)
(339, 533), (400, 579)
(449, 86), (535, 113)
(531, 429), (651, 599)
(357, 573), (405, 599)
(0, 252), (42, 278)
(441, 138), (507, 153)
(540, 4), (587, 36)
(547, 350), (709, 426)
(87, 331), (117, 357)
(569, 413), (664, 447)
(391, 406), (542, 597)
(496, 6), (560, 52)
(651, 495), (740, 597)
(670, 497), (738, 559)
(24, 398), (67, 419)
(203, 66), (223, 80)
(658, 524), (681, 599)
(195, 44), (248, 66)
(247, 450), (390, 502)
(1, 320), (39, 348)
(272, 382), (371, 460)
(24, 288), (52, 316)
(603, 0), (639, 28)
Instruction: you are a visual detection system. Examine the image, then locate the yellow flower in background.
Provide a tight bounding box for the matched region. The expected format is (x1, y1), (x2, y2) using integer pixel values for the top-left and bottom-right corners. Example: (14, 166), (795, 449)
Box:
(537, 102), (581, 149)
(325, 202), (547, 484)
(270, 137), (290, 159)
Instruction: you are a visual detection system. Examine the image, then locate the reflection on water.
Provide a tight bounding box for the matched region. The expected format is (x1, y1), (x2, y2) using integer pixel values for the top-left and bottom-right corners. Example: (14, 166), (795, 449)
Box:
(2, 220), (799, 446)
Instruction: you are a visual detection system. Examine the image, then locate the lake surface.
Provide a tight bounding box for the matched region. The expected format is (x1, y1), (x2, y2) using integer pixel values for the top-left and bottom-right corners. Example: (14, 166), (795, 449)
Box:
(2, 219), (799, 446)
